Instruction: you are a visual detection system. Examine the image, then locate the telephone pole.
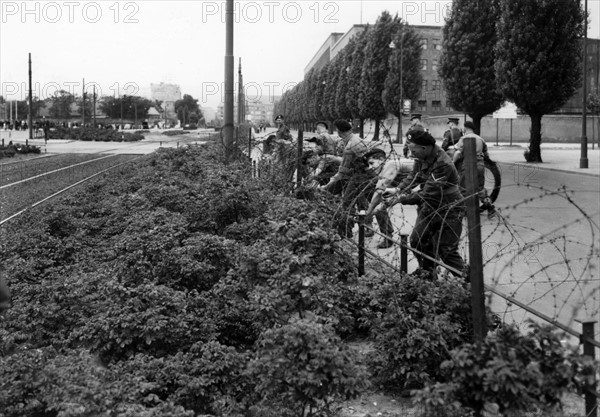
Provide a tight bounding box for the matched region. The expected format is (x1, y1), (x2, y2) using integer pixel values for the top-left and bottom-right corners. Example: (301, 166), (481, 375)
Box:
(223, 0), (235, 154)
(28, 53), (33, 140)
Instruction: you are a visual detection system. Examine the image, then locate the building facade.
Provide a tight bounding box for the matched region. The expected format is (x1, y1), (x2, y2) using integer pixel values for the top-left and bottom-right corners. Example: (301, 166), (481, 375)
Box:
(305, 25), (600, 118)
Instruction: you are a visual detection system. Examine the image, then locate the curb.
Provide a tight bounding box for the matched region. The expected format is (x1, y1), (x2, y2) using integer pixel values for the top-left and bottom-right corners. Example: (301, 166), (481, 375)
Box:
(496, 161), (600, 178)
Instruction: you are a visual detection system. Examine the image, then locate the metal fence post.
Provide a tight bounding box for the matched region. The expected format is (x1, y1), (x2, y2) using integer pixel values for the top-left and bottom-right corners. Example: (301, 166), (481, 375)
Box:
(358, 211), (365, 276)
(401, 234), (408, 273)
(577, 319), (598, 417)
(248, 127), (252, 161)
(464, 136), (486, 343)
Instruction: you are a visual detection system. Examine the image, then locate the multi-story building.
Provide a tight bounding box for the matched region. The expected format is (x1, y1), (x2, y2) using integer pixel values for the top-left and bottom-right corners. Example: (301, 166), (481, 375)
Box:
(305, 25), (600, 117)
(150, 83), (181, 122)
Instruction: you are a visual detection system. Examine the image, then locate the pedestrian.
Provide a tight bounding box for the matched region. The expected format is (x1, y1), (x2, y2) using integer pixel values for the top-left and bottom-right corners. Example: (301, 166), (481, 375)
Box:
(385, 129), (465, 278)
(452, 121), (497, 218)
(363, 148), (414, 249)
(320, 119), (370, 238)
(403, 113), (426, 157)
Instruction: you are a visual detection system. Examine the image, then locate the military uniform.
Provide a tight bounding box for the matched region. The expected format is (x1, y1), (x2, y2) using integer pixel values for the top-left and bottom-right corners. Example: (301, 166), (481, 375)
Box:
(394, 143), (465, 274)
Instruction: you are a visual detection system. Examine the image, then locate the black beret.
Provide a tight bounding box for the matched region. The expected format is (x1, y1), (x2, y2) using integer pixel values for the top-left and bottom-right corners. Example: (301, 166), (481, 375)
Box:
(410, 113), (422, 120)
(364, 148), (387, 160)
(447, 117), (459, 124)
(407, 129), (435, 146)
(464, 121), (475, 130)
(275, 114), (284, 121)
(334, 119), (352, 132)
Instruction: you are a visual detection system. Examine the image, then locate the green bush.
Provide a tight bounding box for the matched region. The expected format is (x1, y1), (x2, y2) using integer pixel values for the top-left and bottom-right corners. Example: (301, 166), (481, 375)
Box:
(413, 321), (599, 417)
(249, 317), (370, 417)
(366, 270), (473, 392)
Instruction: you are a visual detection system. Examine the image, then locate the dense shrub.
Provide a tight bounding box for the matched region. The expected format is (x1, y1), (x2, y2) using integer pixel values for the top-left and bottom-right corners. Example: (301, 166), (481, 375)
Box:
(366, 270), (474, 392)
(0, 143), (41, 158)
(249, 317), (370, 417)
(48, 127), (144, 141)
(161, 130), (190, 136)
(414, 321), (599, 417)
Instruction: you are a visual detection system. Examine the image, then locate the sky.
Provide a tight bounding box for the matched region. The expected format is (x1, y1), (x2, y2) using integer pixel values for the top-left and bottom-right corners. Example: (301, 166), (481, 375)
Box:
(1, 0), (599, 110)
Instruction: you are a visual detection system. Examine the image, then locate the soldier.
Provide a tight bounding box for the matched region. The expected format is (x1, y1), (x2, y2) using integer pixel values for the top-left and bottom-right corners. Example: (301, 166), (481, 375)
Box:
(452, 121), (497, 218)
(403, 114), (426, 157)
(385, 129), (465, 277)
(441, 117), (463, 153)
(320, 119), (370, 238)
(364, 148), (414, 249)
(274, 114), (293, 142)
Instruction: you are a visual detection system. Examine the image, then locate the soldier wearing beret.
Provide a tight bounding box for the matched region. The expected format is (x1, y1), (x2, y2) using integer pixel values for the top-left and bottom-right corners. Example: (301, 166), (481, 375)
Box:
(274, 114), (293, 142)
(403, 114), (426, 157)
(385, 129), (465, 277)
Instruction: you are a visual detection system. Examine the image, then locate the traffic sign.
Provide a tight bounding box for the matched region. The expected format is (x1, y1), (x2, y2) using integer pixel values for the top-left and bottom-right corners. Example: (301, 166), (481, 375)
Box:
(493, 102), (518, 119)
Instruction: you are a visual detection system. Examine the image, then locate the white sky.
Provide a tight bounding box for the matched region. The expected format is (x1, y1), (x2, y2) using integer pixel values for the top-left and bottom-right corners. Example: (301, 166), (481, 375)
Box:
(1, 0), (599, 109)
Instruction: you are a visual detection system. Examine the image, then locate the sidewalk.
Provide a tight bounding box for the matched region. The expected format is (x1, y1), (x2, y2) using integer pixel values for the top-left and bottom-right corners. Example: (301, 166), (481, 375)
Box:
(280, 127), (600, 177)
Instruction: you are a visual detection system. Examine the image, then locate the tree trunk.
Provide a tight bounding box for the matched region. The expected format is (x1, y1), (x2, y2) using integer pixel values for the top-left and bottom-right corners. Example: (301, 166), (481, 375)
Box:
(527, 114), (543, 162)
(373, 120), (380, 141)
(471, 114), (484, 136)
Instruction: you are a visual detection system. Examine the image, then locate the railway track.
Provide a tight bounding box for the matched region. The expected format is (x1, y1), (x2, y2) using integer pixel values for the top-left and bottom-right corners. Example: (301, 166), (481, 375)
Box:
(0, 153), (142, 225)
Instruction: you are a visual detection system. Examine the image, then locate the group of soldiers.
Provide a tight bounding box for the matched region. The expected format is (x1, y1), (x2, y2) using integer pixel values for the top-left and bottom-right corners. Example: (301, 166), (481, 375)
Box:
(271, 113), (497, 280)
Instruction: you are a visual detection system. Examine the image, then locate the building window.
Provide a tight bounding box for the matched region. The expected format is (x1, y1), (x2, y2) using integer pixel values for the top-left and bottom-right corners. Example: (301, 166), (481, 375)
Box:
(432, 59), (438, 71)
(420, 38), (428, 49)
(422, 80), (428, 92)
(433, 38), (442, 50)
(432, 80), (441, 91)
(421, 59), (428, 70)
(418, 100), (427, 111)
(432, 100), (442, 111)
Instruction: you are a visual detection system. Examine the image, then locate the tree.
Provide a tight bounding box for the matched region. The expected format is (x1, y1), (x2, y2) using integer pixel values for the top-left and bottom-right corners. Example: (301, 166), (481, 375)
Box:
(49, 90), (75, 120)
(335, 37), (356, 122)
(346, 26), (371, 137)
(495, 0), (585, 162)
(382, 22), (423, 141)
(99, 96), (153, 121)
(438, 0), (504, 135)
(359, 12), (400, 140)
(326, 54), (343, 123)
(175, 94), (203, 125)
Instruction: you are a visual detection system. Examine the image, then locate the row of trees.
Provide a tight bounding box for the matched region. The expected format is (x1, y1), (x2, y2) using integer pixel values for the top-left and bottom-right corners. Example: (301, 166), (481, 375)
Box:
(275, 0), (587, 162)
(440, 0), (586, 162)
(0, 93), (204, 126)
(273, 11), (423, 141)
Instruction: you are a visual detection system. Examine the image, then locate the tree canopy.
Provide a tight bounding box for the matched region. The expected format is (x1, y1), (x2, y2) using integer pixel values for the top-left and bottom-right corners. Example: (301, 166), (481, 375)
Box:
(175, 94), (203, 125)
(495, 0), (585, 161)
(438, 0), (504, 134)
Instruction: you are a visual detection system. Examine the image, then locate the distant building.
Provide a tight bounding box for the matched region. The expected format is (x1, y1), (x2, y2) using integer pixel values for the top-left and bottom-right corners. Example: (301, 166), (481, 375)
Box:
(150, 83), (181, 122)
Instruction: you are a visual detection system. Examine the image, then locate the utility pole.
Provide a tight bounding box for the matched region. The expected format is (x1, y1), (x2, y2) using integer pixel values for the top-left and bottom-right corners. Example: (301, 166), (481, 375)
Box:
(82, 78), (86, 127)
(93, 85), (96, 127)
(238, 57), (245, 125)
(28, 53), (33, 140)
(223, 0), (235, 154)
(580, 0), (589, 168)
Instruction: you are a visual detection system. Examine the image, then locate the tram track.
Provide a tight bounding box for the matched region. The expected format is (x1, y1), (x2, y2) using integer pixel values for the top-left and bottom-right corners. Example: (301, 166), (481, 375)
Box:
(0, 154), (142, 225)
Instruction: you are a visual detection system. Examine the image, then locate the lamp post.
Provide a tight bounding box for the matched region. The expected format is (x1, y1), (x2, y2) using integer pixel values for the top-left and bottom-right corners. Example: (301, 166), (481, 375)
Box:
(580, 0), (588, 168)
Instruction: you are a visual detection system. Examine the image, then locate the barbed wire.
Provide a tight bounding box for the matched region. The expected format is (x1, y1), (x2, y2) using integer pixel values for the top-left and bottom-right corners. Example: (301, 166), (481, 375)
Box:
(245, 137), (599, 340)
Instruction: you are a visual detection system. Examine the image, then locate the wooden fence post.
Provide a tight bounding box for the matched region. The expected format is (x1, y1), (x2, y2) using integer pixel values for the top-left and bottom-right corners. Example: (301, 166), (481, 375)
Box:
(463, 136), (486, 343)
(296, 129), (304, 189)
(401, 234), (408, 274)
(577, 319), (598, 417)
(357, 211), (365, 276)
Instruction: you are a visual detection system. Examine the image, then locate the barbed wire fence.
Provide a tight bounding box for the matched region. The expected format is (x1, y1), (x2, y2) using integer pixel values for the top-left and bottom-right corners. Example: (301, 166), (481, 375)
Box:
(242, 125), (599, 414)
